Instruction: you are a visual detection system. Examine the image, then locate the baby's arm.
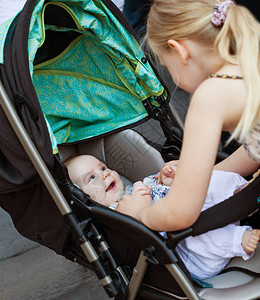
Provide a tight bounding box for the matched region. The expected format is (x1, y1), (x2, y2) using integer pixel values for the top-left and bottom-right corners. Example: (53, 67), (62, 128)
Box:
(132, 181), (152, 196)
(214, 224), (259, 260)
(193, 224), (256, 260)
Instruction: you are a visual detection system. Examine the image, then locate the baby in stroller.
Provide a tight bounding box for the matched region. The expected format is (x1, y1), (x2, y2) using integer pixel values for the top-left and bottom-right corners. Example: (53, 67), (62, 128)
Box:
(65, 154), (260, 280)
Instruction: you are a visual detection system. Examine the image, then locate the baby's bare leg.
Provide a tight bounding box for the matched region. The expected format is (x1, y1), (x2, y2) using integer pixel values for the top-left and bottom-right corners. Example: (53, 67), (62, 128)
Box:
(242, 229), (260, 255)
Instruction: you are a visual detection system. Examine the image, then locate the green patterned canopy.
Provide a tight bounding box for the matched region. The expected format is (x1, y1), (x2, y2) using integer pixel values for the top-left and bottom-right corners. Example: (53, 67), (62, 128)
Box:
(0, 0), (166, 152)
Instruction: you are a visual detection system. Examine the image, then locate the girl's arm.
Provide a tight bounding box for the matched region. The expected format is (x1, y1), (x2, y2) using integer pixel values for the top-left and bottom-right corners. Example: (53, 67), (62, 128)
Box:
(117, 78), (246, 231)
(214, 145), (260, 177)
(118, 81), (227, 230)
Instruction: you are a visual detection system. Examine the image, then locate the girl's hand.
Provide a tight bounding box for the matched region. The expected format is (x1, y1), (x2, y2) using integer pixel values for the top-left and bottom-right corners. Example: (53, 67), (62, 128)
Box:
(155, 160), (179, 186)
(116, 194), (153, 220)
(252, 168), (260, 180)
(132, 181), (152, 195)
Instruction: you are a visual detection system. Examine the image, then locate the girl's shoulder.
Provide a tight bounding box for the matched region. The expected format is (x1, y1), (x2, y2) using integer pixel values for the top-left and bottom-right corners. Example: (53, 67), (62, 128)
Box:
(191, 76), (244, 108)
(190, 75), (247, 131)
(199, 71), (245, 95)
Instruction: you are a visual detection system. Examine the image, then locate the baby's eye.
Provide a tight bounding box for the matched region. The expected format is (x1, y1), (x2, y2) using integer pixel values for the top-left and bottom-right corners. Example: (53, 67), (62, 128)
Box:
(101, 166), (107, 171)
(89, 175), (95, 182)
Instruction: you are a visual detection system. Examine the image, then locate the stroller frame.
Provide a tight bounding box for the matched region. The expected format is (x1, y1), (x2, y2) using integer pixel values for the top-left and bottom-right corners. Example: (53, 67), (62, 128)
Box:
(0, 81), (199, 299)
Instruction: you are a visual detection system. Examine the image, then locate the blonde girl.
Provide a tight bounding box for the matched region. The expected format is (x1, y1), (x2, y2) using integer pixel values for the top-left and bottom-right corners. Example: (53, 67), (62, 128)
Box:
(117, 0), (260, 231)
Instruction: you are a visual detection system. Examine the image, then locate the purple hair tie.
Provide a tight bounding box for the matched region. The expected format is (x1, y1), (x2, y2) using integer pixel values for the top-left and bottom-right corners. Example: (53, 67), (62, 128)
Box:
(211, 0), (235, 26)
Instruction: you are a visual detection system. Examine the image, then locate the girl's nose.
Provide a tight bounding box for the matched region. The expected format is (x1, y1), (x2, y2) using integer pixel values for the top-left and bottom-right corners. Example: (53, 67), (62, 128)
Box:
(102, 169), (110, 179)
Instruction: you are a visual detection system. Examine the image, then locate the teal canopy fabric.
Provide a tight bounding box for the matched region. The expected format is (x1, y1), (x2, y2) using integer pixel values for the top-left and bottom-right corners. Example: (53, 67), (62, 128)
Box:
(0, 0), (166, 151)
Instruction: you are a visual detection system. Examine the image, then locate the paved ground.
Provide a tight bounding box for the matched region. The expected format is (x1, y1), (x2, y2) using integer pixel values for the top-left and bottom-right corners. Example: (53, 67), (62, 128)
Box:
(0, 208), (109, 300)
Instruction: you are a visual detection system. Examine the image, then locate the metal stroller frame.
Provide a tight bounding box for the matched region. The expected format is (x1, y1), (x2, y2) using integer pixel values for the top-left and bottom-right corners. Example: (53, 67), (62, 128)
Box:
(0, 81), (199, 299)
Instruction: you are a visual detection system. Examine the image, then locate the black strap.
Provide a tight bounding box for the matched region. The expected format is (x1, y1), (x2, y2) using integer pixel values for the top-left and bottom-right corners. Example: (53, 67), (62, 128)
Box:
(193, 173), (260, 236)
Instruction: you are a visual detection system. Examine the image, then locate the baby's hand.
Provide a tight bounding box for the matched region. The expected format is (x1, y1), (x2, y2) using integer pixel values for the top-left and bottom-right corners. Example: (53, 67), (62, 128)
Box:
(242, 229), (260, 255)
(132, 181), (152, 196)
(160, 167), (175, 186)
(155, 161), (178, 186)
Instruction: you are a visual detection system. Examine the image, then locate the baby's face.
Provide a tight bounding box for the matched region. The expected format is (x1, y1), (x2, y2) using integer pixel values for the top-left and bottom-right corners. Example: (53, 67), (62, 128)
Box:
(68, 155), (124, 206)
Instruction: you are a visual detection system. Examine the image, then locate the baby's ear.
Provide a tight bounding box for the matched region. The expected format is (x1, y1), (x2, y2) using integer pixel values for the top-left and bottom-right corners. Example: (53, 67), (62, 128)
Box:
(168, 39), (188, 65)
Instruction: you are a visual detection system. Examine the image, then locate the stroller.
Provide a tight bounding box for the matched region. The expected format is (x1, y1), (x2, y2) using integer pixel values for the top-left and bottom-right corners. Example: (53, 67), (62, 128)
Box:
(0, 0), (259, 299)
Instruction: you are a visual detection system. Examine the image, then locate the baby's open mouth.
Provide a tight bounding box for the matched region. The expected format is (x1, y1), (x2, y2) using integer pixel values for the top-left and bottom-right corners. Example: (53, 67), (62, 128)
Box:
(106, 181), (115, 192)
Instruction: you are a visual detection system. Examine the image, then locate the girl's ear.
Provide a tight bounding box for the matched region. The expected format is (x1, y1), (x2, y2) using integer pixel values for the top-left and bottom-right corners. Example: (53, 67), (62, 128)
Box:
(168, 39), (189, 65)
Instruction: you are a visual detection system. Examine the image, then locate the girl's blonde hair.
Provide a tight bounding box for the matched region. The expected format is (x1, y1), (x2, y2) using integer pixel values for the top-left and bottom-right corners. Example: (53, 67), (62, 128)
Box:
(147, 0), (260, 142)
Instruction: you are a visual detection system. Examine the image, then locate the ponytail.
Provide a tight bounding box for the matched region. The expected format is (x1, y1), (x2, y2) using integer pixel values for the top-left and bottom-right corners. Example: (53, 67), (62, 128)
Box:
(214, 5), (260, 142)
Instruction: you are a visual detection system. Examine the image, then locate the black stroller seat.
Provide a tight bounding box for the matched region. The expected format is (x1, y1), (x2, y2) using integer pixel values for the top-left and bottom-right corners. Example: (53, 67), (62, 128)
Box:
(59, 128), (260, 300)
(58, 129), (165, 183)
